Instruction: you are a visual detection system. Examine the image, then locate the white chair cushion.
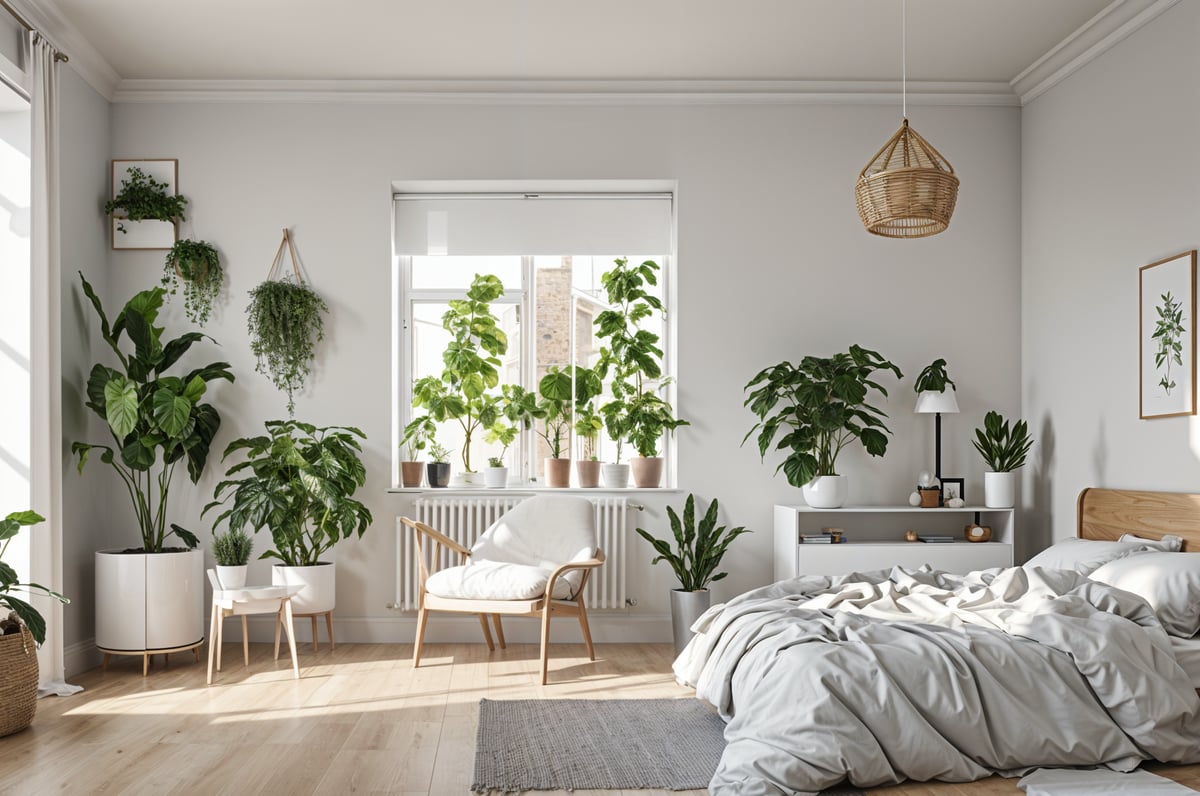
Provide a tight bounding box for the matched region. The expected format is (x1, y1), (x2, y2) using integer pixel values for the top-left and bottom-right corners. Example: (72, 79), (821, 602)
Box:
(470, 495), (597, 595)
(425, 560), (575, 601)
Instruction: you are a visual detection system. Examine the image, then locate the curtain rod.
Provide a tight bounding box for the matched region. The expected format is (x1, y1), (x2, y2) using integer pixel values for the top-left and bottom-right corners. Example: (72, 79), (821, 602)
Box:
(0, 0), (69, 62)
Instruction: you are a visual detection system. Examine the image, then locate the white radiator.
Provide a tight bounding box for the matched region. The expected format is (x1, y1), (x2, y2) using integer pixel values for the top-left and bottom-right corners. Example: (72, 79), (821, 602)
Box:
(394, 495), (630, 611)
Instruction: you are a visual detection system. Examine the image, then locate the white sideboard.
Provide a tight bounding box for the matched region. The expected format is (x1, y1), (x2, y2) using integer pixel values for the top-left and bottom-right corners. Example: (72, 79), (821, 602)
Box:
(774, 504), (1015, 581)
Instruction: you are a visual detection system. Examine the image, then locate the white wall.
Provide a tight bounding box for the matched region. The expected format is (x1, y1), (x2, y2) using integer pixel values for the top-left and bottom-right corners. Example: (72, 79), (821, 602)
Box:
(86, 97), (1021, 643)
(1022, 1), (1200, 556)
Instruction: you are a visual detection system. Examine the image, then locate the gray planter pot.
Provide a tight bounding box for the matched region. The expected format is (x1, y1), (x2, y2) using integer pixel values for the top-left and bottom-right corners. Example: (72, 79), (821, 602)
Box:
(426, 462), (451, 488)
(670, 588), (712, 656)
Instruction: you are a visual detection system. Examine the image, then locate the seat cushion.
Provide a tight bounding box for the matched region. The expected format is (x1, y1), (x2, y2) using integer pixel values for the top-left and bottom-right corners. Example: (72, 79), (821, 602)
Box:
(425, 560), (576, 601)
(470, 495), (597, 596)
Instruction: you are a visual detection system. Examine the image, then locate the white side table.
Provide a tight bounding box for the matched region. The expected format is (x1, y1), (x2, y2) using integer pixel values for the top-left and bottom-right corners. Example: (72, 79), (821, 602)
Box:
(206, 571), (303, 684)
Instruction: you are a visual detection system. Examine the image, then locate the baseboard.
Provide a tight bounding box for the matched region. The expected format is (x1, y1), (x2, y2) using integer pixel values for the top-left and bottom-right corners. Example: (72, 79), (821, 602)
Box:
(65, 638), (103, 678)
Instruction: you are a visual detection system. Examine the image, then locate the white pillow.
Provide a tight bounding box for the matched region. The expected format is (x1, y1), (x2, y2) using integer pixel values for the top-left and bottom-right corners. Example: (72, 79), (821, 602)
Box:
(1024, 538), (1155, 576)
(1089, 551), (1200, 637)
(1118, 532), (1184, 552)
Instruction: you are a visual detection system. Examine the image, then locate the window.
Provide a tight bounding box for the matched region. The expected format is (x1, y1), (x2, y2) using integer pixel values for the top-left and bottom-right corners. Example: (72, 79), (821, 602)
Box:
(392, 190), (674, 486)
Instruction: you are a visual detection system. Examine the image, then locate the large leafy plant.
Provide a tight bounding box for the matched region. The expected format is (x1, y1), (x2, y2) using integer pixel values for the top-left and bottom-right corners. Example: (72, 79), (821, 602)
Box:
(72, 273), (233, 552)
(103, 167), (188, 233)
(635, 494), (751, 592)
(972, 411), (1034, 472)
(0, 511), (69, 645)
(743, 345), (902, 488)
(246, 277), (328, 416)
(163, 239), (222, 326)
(411, 273), (507, 472)
(594, 258), (687, 460)
(205, 420), (373, 567)
(506, 366), (603, 459)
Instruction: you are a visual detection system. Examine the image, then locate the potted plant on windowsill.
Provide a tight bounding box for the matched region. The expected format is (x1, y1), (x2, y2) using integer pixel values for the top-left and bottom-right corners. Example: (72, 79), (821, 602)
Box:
(162, 239), (222, 326)
(575, 401), (604, 489)
(972, 411), (1034, 509)
(212, 528), (252, 590)
(744, 345), (902, 508)
(400, 415), (435, 488)
(71, 273), (233, 659)
(426, 440), (452, 488)
(483, 421), (517, 488)
(205, 420), (372, 616)
(635, 494), (750, 655)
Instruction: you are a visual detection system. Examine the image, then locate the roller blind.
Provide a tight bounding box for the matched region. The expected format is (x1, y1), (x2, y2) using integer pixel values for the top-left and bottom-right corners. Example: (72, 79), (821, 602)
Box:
(393, 193), (673, 256)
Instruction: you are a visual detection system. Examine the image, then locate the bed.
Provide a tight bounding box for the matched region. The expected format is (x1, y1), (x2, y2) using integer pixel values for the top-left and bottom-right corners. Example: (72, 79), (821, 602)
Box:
(674, 488), (1200, 796)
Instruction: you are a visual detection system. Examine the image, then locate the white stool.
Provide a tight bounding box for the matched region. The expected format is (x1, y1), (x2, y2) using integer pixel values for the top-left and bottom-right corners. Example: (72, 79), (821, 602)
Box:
(206, 569), (301, 684)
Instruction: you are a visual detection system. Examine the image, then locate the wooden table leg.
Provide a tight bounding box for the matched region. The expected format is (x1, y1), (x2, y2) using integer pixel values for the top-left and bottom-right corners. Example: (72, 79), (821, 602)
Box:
(274, 607), (283, 660)
(242, 615), (250, 666)
(207, 602), (218, 684)
(324, 611), (334, 651)
(283, 599), (299, 679)
(102, 653), (110, 673)
(142, 652), (149, 677)
(310, 615), (318, 653)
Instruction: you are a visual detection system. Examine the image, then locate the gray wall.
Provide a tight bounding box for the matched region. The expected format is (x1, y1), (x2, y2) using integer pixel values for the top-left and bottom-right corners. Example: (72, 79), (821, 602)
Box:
(1021, 1), (1200, 557)
(73, 97), (1022, 645)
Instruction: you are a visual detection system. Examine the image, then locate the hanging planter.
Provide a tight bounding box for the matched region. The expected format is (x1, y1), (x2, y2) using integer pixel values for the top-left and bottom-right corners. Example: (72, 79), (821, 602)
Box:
(162, 239), (222, 325)
(246, 229), (328, 415)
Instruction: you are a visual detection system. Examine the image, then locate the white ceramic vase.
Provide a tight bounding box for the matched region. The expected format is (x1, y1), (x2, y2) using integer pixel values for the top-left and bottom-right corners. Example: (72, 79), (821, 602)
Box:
(95, 548), (204, 652)
(214, 564), (248, 590)
(484, 466), (508, 488)
(802, 475), (848, 508)
(601, 463), (629, 488)
(272, 562), (336, 614)
(984, 471), (1016, 508)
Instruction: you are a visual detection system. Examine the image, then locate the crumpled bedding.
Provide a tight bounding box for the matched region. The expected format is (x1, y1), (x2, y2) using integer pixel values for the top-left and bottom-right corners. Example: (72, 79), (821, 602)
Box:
(673, 566), (1200, 796)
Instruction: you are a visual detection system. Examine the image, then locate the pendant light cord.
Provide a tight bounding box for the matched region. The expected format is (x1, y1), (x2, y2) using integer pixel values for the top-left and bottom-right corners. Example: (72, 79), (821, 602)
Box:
(902, 0), (907, 120)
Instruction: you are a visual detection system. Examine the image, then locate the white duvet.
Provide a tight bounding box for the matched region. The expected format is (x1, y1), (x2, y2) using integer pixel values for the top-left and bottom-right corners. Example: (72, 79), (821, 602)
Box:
(674, 566), (1200, 796)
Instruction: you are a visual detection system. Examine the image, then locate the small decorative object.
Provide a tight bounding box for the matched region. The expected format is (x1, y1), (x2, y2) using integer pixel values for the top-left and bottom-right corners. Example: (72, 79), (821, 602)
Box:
(973, 411), (1034, 509)
(426, 441), (452, 488)
(940, 477), (965, 504)
(904, 529), (920, 542)
(1139, 250), (1196, 419)
(964, 523), (993, 543)
(820, 527), (844, 543)
(212, 528), (252, 590)
(916, 471), (940, 508)
(946, 497), (966, 509)
(908, 491), (921, 507)
(105, 159), (185, 249)
(246, 229), (328, 416)
(163, 239), (222, 325)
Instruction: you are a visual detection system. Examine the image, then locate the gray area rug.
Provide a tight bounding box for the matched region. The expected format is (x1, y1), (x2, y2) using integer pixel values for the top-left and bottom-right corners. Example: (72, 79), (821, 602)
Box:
(472, 697), (866, 794)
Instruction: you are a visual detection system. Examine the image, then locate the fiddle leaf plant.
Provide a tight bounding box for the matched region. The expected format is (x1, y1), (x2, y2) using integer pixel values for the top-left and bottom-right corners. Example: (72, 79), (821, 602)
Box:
(972, 411), (1034, 473)
(635, 494), (751, 592)
(246, 276), (327, 416)
(71, 272), (234, 552)
(103, 167), (188, 233)
(0, 511), (69, 646)
(163, 239), (222, 326)
(743, 345), (902, 489)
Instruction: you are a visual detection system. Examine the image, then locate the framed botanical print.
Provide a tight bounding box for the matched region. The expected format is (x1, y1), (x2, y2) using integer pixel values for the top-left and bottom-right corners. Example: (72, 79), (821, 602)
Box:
(1140, 250), (1197, 419)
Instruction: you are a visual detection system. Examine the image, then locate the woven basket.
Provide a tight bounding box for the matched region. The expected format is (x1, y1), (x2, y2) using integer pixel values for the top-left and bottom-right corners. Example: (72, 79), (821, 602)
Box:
(855, 119), (959, 238)
(0, 626), (38, 737)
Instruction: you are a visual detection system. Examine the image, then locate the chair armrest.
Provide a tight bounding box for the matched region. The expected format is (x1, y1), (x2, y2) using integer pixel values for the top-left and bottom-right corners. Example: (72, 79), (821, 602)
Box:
(400, 516), (471, 557)
(545, 548), (606, 600)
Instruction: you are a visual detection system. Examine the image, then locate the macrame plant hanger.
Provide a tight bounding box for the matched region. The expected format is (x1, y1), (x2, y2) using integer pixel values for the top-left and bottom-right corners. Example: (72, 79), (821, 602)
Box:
(266, 227), (304, 284)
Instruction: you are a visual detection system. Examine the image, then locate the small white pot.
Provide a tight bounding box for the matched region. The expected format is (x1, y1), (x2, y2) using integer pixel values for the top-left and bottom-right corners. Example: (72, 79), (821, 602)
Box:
(272, 562), (336, 614)
(802, 475), (848, 508)
(984, 471), (1016, 508)
(453, 471), (483, 488)
(484, 466), (508, 488)
(601, 463), (629, 488)
(214, 564), (248, 590)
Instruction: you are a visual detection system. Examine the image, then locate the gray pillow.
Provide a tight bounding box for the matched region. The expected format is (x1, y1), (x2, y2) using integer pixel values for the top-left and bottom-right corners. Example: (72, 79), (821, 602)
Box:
(1024, 538), (1154, 576)
(1089, 551), (1200, 637)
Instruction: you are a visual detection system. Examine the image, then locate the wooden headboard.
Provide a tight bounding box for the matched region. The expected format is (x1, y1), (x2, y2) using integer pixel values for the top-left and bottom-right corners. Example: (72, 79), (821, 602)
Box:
(1077, 488), (1200, 551)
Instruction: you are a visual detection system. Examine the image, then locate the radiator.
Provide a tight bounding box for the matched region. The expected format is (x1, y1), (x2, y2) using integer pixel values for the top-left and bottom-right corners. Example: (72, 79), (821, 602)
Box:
(394, 495), (630, 611)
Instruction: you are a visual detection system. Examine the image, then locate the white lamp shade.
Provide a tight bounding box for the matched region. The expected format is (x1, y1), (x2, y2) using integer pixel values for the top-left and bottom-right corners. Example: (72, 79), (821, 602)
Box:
(915, 390), (960, 414)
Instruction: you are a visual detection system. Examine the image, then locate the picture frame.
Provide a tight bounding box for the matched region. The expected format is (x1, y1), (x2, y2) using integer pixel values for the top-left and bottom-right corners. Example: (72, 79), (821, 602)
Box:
(1140, 250), (1197, 419)
(110, 158), (179, 250)
(940, 477), (964, 505)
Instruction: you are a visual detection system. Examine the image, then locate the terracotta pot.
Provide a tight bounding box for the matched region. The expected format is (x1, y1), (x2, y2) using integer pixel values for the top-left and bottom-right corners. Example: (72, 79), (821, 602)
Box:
(544, 457), (571, 488)
(400, 461), (424, 488)
(576, 460), (601, 488)
(630, 456), (663, 488)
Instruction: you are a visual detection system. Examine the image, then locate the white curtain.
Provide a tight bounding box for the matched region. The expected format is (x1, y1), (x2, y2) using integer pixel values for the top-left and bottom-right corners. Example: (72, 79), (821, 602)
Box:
(28, 30), (78, 697)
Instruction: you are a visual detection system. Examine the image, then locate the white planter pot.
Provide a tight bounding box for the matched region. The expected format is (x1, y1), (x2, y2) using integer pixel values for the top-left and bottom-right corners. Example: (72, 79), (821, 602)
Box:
(484, 467), (508, 488)
(802, 475), (848, 508)
(984, 471), (1016, 508)
(95, 548), (204, 652)
(452, 471), (483, 488)
(273, 562), (336, 614)
(601, 463), (629, 488)
(214, 564), (248, 590)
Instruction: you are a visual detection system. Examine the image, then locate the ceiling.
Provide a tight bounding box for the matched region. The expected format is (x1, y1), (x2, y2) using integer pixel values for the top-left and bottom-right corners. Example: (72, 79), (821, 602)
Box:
(44, 0), (1113, 85)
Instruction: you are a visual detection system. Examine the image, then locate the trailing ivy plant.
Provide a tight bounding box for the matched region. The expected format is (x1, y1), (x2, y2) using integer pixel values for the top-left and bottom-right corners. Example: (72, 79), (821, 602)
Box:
(635, 494), (751, 592)
(163, 239), (222, 326)
(594, 258), (687, 461)
(103, 167), (188, 233)
(246, 277), (328, 416)
(913, 358), (955, 394)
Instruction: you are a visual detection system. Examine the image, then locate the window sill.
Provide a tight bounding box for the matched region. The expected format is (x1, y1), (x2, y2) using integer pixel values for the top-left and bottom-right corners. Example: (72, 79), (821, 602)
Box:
(387, 486), (684, 495)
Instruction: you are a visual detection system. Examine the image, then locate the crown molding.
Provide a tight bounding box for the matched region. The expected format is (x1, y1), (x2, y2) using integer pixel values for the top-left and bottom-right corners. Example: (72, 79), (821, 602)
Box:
(111, 78), (1020, 106)
(1012, 0), (1181, 105)
(17, 0), (119, 99)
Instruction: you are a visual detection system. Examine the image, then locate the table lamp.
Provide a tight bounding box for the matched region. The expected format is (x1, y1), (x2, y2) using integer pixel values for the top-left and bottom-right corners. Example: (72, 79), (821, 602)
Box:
(915, 390), (959, 483)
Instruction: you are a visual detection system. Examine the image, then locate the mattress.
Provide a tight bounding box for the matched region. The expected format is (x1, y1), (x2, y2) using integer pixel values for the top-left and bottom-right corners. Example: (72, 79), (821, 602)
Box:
(1171, 634), (1200, 688)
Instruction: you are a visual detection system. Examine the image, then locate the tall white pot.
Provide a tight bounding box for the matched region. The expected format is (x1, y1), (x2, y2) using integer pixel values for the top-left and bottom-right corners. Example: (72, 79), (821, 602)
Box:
(95, 548), (204, 652)
(802, 475), (848, 508)
(272, 562), (336, 614)
(984, 471), (1016, 508)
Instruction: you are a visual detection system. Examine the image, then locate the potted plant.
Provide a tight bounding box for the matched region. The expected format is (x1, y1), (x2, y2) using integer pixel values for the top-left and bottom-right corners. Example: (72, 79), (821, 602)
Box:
(635, 494), (750, 655)
(507, 366), (601, 488)
(246, 275), (328, 416)
(205, 420), (372, 615)
(914, 357), (955, 396)
(72, 273), (233, 657)
(483, 421), (518, 488)
(411, 273), (507, 485)
(972, 411), (1034, 508)
(399, 415), (436, 488)
(0, 510), (69, 737)
(575, 402), (604, 488)
(162, 239), (222, 326)
(426, 440), (452, 488)
(595, 258), (687, 488)
(212, 528), (252, 590)
(744, 345), (902, 508)
(103, 166), (188, 234)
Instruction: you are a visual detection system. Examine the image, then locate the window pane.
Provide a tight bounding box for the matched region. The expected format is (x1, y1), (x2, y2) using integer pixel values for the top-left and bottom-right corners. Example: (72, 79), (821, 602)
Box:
(411, 255), (522, 290)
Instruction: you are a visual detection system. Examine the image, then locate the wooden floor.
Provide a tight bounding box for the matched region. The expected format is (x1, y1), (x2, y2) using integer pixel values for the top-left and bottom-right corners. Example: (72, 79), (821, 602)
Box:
(3, 641), (1198, 795)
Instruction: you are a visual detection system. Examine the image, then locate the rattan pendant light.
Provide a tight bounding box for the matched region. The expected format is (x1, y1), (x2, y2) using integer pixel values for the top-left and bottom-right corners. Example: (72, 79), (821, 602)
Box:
(855, 0), (959, 238)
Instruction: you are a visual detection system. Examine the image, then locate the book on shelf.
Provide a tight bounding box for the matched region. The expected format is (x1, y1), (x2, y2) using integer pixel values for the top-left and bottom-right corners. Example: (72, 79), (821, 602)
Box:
(801, 534), (846, 544)
(918, 535), (956, 543)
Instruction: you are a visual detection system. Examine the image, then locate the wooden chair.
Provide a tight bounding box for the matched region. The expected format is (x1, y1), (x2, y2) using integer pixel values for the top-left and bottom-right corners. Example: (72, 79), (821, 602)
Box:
(206, 570), (301, 684)
(400, 494), (605, 685)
